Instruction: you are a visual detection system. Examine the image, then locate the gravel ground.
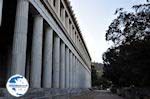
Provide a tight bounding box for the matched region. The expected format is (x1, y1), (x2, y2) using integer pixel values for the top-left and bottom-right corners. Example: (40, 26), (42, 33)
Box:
(52, 90), (125, 99)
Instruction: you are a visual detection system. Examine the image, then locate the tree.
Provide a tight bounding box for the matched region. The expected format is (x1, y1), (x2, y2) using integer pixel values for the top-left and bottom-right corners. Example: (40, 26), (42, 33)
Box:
(91, 64), (99, 86)
(103, 3), (150, 87)
(91, 64), (111, 89)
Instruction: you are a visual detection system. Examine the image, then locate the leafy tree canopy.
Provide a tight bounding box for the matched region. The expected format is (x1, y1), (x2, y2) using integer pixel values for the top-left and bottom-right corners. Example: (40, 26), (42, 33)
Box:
(103, 3), (150, 87)
(106, 4), (150, 46)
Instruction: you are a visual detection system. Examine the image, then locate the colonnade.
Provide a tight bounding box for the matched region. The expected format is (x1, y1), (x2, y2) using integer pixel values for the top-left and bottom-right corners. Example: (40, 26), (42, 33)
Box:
(0, 0), (91, 88)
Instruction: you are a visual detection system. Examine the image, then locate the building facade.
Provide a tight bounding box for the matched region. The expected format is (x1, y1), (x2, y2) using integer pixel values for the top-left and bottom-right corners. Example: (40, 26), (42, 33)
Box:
(0, 0), (91, 88)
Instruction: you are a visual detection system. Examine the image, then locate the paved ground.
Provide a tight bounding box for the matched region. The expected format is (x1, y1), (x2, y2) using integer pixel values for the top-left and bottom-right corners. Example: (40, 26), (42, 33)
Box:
(52, 90), (125, 99)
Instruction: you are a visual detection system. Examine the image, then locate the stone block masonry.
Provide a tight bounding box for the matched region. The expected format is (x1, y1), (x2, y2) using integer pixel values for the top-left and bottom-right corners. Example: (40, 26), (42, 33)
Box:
(0, 0), (91, 89)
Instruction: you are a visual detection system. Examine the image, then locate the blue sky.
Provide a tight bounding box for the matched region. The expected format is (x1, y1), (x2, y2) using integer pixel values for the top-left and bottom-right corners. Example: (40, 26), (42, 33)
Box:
(70, 0), (147, 63)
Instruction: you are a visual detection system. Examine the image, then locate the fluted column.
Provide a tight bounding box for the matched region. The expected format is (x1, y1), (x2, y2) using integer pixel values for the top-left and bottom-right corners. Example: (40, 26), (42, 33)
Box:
(73, 30), (76, 43)
(62, 8), (65, 25)
(0, 0), (3, 26)
(43, 26), (53, 88)
(75, 32), (77, 44)
(69, 52), (72, 88)
(57, 0), (60, 17)
(11, 0), (29, 76)
(68, 50), (71, 88)
(71, 53), (73, 88)
(60, 42), (65, 88)
(74, 58), (76, 88)
(75, 58), (77, 88)
(65, 17), (69, 31)
(69, 24), (72, 39)
(87, 71), (91, 88)
(30, 15), (43, 88)
(76, 60), (78, 88)
(65, 47), (70, 88)
(72, 55), (74, 88)
(76, 36), (79, 48)
(52, 35), (60, 88)
(73, 56), (76, 88)
(76, 60), (79, 88)
(79, 62), (81, 88)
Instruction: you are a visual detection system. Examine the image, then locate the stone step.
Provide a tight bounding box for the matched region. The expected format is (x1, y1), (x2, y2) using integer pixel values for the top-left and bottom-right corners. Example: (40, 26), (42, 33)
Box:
(0, 88), (90, 98)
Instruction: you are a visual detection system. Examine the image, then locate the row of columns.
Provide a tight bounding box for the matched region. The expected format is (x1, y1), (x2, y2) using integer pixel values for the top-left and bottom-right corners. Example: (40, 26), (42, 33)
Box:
(10, 0), (90, 88)
(49, 0), (83, 54)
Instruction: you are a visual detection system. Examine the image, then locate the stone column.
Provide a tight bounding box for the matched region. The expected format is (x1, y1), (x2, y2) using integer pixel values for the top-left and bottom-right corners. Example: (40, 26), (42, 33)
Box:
(75, 33), (76, 45)
(73, 56), (76, 88)
(77, 36), (79, 49)
(62, 8), (65, 25)
(76, 59), (78, 88)
(60, 42), (65, 88)
(74, 32), (76, 44)
(73, 30), (75, 43)
(72, 55), (74, 88)
(69, 52), (72, 88)
(11, 0), (29, 76)
(57, 0), (60, 17)
(79, 62), (81, 88)
(74, 57), (76, 88)
(71, 55), (73, 88)
(68, 50), (70, 88)
(75, 58), (77, 88)
(65, 47), (70, 88)
(0, 0), (3, 26)
(52, 35), (60, 88)
(30, 15), (43, 88)
(76, 60), (79, 88)
(87, 72), (89, 88)
(65, 17), (69, 32)
(43, 26), (53, 88)
(71, 53), (74, 88)
(70, 24), (72, 39)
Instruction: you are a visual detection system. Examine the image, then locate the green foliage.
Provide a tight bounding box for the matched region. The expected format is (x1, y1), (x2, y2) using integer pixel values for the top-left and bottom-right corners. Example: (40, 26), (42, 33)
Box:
(106, 4), (150, 46)
(91, 64), (111, 89)
(103, 3), (150, 87)
(91, 65), (99, 86)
